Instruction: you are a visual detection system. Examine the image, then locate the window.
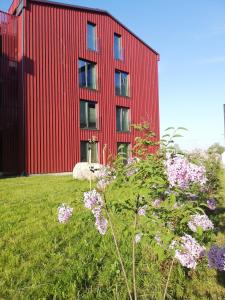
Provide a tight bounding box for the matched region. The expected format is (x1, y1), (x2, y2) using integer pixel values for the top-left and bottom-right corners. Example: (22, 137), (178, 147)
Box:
(80, 100), (97, 129)
(115, 70), (129, 96)
(117, 142), (130, 161)
(79, 59), (96, 90)
(87, 22), (97, 51)
(80, 141), (98, 163)
(114, 34), (122, 60)
(116, 106), (129, 132)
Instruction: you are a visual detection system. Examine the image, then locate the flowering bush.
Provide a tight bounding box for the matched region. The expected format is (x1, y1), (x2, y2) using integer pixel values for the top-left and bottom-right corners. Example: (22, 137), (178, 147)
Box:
(58, 124), (224, 299)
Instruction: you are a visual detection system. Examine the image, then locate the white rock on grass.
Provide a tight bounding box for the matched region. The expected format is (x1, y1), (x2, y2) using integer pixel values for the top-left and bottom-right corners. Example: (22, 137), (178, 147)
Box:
(72, 162), (103, 180)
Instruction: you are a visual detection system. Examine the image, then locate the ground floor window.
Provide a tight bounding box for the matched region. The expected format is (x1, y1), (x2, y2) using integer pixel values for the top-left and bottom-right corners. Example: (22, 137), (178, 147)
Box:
(117, 142), (130, 162)
(80, 141), (98, 163)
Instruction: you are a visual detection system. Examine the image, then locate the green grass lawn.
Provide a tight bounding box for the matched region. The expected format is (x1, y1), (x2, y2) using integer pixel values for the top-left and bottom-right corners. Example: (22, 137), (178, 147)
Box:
(0, 174), (224, 299)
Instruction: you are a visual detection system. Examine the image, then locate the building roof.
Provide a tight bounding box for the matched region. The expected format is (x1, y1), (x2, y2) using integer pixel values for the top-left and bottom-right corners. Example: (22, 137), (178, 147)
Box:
(30, 0), (159, 57)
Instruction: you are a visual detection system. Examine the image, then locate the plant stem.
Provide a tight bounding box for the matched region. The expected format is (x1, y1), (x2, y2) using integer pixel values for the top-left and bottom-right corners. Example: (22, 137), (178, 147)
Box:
(132, 213), (138, 300)
(162, 257), (175, 300)
(104, 203), (133, 300)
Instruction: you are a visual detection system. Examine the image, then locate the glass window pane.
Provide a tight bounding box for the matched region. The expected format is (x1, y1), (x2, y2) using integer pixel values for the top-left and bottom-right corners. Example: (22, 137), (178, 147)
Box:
(87, 62), (96, 89)
(80, 141), (88, 162)
(114, 34), (121, 60)
(88, 102), (96, 128)
(116, 107), (121, 131)
(80, 101), (87, 128)
(117, 143), (129, 162)
(79, 59), (86, 87)
(121, 72), (128, 96)
(115, 71), (121, 95)
(87, 23), (96, 51)
(91, 143), (98, 163)
(122, 108), (129, 131)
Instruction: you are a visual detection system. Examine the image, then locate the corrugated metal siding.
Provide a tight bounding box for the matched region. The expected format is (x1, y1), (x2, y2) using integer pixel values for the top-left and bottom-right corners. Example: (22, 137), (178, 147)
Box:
(0, 10), (18, 173)
(23, 1), (160, 174)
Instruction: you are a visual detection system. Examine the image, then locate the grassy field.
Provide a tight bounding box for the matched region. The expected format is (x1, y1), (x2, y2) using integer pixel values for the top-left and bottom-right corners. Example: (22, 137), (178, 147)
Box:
(0, 174), (224, 299)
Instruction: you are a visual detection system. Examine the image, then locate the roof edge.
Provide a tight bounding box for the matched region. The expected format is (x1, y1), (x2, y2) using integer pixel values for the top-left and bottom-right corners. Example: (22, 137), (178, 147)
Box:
(29, 0), (159, 57)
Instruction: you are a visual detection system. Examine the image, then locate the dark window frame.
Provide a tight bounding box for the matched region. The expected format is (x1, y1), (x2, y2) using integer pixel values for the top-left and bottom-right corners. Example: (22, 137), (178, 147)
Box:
(117, 142), (130, 163)
(79, 58), (97, 90)
(115, 70), (129, 97)
(87, 22), (97, 51)
(80, 141), (98, 163)
(116, 106), (130, 132)
(114, 33), (122, 60)
(80, 100), (98, 130)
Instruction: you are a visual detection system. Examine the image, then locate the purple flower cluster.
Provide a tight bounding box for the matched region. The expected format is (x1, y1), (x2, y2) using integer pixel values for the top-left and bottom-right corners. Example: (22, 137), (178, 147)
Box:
(152, 198), (162, 208)
(188, 214), (214, 232)
(165, 155), (207, 189)
(96, 166), (116, 191)
(126, 157), (139, 176)
(175, 234), (205, 269)
(83, 189), (108, 235)
(208, 245), (225, 271)
(207, 198), (216, 210)
(138, 205), (147, 216)
(58, 204), (73, 223)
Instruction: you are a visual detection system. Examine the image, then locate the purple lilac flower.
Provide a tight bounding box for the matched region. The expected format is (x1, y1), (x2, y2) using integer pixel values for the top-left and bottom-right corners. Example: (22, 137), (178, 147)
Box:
(175, 250), (197, 269)
(126, 157), (139, 176)
(95, 216), (108, 235)
(152, 199), (162, 208)
(83, 189), (103, 210)
(97, 179), (110, 191)
(96, 166), (116, 190)
(207, 199), (216, 210)
(83, 189), (108, 235)
(58, 204), (73, 223)
(188, 214), (214, 232)
(135, 233), (143, 243)
(208, 245), (225, 271)
(165, 154), (207, 189)
(138, 205), (147, 216)
(175, 234), (205, 269)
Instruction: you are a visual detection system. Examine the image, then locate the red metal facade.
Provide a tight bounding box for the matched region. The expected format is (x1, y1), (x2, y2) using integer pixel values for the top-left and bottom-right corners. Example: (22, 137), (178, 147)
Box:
(5, 0), (160, 174)
(0, 10), (18, 173)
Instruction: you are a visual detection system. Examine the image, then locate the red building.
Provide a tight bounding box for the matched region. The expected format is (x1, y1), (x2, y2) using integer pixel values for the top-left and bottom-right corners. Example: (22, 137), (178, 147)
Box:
(0, 0), (160, 175)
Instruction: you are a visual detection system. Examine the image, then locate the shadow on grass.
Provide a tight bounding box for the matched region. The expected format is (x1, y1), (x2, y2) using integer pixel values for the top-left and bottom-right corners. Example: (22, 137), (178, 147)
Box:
(217, 271), (225, 288)
(212, 207), (225, 234)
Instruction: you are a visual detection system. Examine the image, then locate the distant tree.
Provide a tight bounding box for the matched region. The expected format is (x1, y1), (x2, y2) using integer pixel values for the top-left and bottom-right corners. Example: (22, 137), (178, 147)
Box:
(207, 143), (224, 155)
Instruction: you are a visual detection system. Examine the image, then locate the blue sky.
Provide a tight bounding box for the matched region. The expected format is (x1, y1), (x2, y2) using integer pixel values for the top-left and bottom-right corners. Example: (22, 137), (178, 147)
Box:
(1, 0), (225, 150)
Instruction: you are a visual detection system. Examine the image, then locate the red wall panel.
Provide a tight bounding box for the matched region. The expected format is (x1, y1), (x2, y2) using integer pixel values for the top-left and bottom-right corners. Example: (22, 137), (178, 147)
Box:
(22, 1), (159, 174)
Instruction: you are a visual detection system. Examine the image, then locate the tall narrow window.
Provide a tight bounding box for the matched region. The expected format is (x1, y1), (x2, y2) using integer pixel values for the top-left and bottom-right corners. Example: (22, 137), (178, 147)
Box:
(87, 22), (97, 51)
(80, 100), (97, 129)
(115, 70), (129, 96)
(114, 33), (122, 60)
(79, 59), (96, 89)
(117, 142), (130, 162)
(80, 141), (98, 163)
(116, 106), (129, 132)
